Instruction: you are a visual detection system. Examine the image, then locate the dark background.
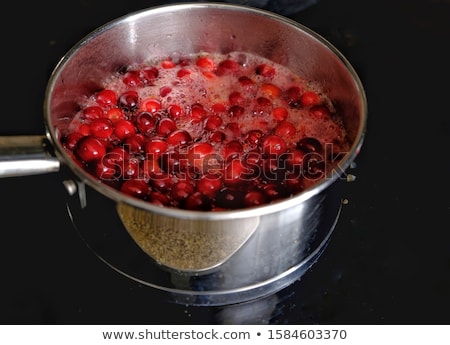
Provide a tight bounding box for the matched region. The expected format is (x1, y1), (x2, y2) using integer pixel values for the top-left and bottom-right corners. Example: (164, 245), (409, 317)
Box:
(1, 0), (449, 324)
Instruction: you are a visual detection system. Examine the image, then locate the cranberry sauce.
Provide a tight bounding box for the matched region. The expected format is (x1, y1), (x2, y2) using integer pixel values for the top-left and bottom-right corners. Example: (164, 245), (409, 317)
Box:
(60, 52), (349, 211)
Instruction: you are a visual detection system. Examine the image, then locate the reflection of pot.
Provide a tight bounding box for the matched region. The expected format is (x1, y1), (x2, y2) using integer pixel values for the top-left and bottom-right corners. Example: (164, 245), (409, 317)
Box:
(0, 3), (367, 305)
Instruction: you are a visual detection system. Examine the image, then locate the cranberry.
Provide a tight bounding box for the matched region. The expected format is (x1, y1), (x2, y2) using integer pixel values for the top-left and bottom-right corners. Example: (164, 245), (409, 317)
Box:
(90, 118), (114, 139)
(105, 108), (125, 122)
(224, 140), (243, 160)
(190, 103), (207, 123)
(94, 158), (116, 180)
(114, 119), (136, 140)
(161, 59), (176, 69)
(228, 105), (245, 117)
(171, 181), (195, 202)
(141, 66), (159, 84)
(244, 191), (267, 207)
(95, 89), (117, 107)
(229, 91), (245, 106)
(300, 91), (321, 107)
(83, 106), (103, 120)
(273, 121), (296, 138)
(177, 68), (191, 78)
(284, 149), (306, 170)
(160, 86), (172, 97)
(149, 171), (172, 191)
(121, 158), (140, 179)
(297, 137), (323, 154)
(118, 90), (139, 110)
(196, 173), (222, 198)
(120, 179), (151, 199)
(260, 83), (281, 97)
(302, 152), (326, 180)
(156, 118), (177, 136)
(272, 107), (289, 121)
(184, 191), (212, 211)
(224, 159), (249, 186)
(261, 134), (287, 156)
(196, 56), (215, 70)
(145, 138), (168, 158)
(244, 129), (263, 145)
(149, 191), (170, 206)
(122, 70), (141, 87)
(124, 134), (145, 153)
(187, 142), (213, 172)
(135, 111), (158, 135)
(140, 98), (162, 113)
(209, 131), (225, 143)
(255, 64), (275, 78)
(216, 59), (240, 76)
(310, 104), (331, 120)
(64, 132), (84, 150)
(168, 104), (183, 119)
(166, 129), (192, 147)
(76, 136), (106, 162)
(204, 115), (223, 131)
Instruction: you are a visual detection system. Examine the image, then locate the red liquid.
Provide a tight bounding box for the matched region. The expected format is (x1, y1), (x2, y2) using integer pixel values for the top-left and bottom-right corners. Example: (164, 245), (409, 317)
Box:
(61, 52), (349, 210)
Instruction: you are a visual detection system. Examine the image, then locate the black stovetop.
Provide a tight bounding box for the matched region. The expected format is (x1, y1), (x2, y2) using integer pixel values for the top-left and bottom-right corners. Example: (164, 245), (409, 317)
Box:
(1, 0), (449, 324)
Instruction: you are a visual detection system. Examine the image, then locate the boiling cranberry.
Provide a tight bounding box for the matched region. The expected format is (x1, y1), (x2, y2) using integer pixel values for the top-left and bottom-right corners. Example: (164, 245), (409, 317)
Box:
(196, 173), (222, 198)
(166, 129), (192, 147)
(171, 181), (195, 202)
(224, 140), (243, 160)
(244, 191), (267, 207)
(122, 158), (140, 179)
(168, 104), (183, 119)
(156, 118), (177, 136)
(159, 86), (172, 97)
(177, 68), (191, 78)
(94, 158), (116, 180)
(95, 89), (117, 107)
(260, 83), (281, 97)
(204, 115), (223, 131)
(300, 91), (321, 107)
(135, 111), (158, 135)
(310, 104), (331, 120)
(161, 59), (176, 69)
(196, 56), (215, 70)
(120, 179), (151, 199)
(229, 91), (245, 106)
(284, 149), (306, 170)
(91, 118), (113, 139)
(184, 191), (212, 211)
(114, 119), (136, 140)
(261, 134), (287, 156)
(187, 142), (213, 172)
(149, 171), (172, 191)
(190, 103), (207, 123)
(141, 66), (159, 84)
(118, 90), (139, 110)
(124, 134), (145, 153)
(297, 137), (323, 153)
(272, 107), (289, 121)
(83, 106), (103, 120)
(255, 64), (275, 78)
(122, 70), (141, 87)
(64, 132), (84, 150)
(140, 98), (162, 113)
(148, 191), (170, 206)
(105, 108), (125, 122)
(302, 152), (326, 180)
(145, 138), (168, 159)
(273, 121), (296, 138)
(216, 59), (240, 76)
(228, 105), (245, 117)
(224, 159), (249, 186)
(245, 129), (263, 146)
(76, 136), (106, 162)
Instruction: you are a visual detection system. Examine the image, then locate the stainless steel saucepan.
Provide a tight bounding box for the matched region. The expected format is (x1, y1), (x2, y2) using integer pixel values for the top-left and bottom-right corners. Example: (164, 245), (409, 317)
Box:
(0, 3), (367, 305)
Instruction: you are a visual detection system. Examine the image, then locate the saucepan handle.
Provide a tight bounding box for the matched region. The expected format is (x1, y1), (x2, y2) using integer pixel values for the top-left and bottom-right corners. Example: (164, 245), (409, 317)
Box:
(0, 135), (61, 178)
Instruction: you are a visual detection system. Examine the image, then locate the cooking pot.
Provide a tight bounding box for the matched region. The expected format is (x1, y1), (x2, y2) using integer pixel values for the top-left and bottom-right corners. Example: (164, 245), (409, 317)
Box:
(0, 3), (367, 306)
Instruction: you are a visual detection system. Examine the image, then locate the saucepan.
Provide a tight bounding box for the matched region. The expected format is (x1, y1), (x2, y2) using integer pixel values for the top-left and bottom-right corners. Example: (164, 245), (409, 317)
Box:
(0, 3), (367, 305)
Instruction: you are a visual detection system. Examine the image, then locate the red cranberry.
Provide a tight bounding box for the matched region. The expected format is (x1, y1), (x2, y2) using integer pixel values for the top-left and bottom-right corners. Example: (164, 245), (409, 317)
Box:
(118, 90), (139, 110)
(196, 173), (222, 198)
(156, 118), (177, 137)
(255, 64), (275, 78)
(168, 104), (183, 119)
(114, 119), (136, 140)
(297, 137), (323, 154)
(273, 121), (296, 138)
(216, 59), (240, 76)
(190, 103), (207, 123)
(141, 66), (159, 85)
(300, 91), (321, 107)
(145, 138), (168, 158)
(244, 191), (267, 207)
(166, 129), (192, 147)
(124, 134), (145, 153)
(120, 179), (151, 199)
(261, 134), (287, 156)
(140, 98), (162, 113)
(171, 181), (195, 202)
(64, 132), (84, 150)
(196, 56), (215, 70)
(90, 118), (114, 139)
(310, 104), (331, 120)
(76, 136), (106, 162)
(105, 108), (125, 122)
(184, 191), (212, 211)
(204, 115), (223, 131)
(122, 70), (141, 87)
(95, 89), (117, 107)
(135, 111), (158, 135)
(272, 107), (289, 121)
(83, 106), (103, 120)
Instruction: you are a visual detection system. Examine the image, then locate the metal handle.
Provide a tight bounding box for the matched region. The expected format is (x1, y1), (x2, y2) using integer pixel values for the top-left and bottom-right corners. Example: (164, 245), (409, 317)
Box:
(0, 135), (61, 178)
